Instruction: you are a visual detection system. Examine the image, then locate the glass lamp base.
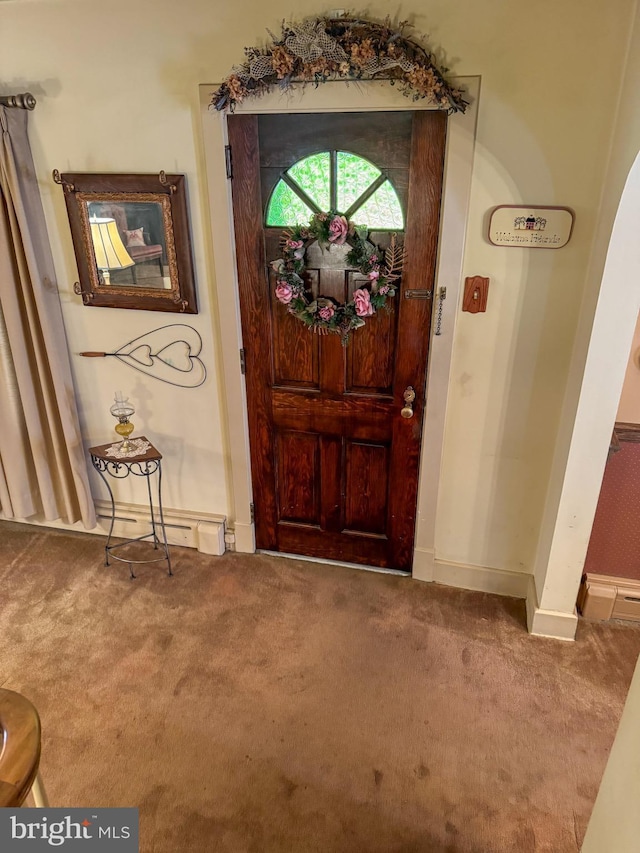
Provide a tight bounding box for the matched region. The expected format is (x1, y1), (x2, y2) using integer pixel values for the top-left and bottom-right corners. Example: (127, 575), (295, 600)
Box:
(115, 418), (134, 452)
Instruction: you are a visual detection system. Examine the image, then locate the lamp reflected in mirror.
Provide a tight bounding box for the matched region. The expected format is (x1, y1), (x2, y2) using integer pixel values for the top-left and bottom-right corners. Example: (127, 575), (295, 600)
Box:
(90, 217), (134, 285)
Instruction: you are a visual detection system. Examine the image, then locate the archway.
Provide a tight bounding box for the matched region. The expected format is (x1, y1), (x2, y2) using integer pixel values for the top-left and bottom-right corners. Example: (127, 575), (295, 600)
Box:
(528, 150), (640, 638)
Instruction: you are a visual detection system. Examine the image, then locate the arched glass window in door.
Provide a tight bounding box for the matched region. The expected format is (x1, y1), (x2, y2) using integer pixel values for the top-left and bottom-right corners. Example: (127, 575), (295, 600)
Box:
(266, 151), (404, 229)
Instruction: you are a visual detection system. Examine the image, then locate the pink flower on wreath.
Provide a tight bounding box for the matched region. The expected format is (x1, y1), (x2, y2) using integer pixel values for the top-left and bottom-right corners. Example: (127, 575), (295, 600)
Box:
(328, 215), (349, 245)
(353, 288), (374, 317)
(368, 268), (380, 281)
(286, 239), (305, 260)
(379, 285), (390, 295)
(318, 304), (335, 321)
(275, 281), (293, 304)
(369, 254), (378, 263)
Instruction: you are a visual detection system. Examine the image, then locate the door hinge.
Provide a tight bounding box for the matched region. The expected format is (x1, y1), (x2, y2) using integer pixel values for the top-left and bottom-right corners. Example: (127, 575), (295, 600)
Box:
(239, 348), (246, 375)
(250, 502), (255, 523)
(225, 144), (233, 180)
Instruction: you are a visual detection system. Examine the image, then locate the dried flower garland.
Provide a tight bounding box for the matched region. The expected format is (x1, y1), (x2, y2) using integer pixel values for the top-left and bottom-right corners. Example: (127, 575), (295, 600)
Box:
(212, 16), (467, 114)
(271, 212), (404, 340)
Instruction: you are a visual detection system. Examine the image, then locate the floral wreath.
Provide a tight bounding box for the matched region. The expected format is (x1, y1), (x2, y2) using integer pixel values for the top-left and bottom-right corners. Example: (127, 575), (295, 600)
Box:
(270, 212), (404, 340)
(212, 16), (467, 114)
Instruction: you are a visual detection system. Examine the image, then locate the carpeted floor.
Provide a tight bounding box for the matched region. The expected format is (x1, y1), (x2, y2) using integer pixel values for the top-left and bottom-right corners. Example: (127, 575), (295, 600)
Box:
(1, 521), (639, 852)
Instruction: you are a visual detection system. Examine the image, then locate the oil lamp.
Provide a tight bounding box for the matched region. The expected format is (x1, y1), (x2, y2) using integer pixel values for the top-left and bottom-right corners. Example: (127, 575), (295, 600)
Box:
(110, 391), (135, 452)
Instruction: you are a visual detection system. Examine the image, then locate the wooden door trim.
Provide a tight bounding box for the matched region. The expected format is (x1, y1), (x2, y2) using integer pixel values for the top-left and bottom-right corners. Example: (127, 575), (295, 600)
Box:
(226, 115), (278, 550)
(199, 77), (480, 574)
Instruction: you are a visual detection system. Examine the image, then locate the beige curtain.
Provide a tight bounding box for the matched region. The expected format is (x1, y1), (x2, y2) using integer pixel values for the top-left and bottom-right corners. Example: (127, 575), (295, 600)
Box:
(0, 106), (95, 527)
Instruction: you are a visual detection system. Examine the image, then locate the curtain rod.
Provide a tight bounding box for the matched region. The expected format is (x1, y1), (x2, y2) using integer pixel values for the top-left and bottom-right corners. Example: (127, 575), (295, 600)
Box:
(0, 93), (36, 110)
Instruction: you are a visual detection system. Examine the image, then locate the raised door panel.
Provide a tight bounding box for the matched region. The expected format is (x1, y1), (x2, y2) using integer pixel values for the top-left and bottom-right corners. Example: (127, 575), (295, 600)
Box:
(344, 441), (390, 535)
(346, 318), (397, 395)
(266, 230), (320, 390)
(272, 307), (320, 389)
(276, 431), (320, 525)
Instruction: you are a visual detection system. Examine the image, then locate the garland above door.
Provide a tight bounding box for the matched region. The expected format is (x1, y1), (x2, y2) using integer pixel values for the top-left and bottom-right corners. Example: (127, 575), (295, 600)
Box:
(211, 15), (468, 114)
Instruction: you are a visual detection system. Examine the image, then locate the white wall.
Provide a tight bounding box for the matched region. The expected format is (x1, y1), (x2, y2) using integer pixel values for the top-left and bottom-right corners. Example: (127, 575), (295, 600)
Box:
(0, 0), (634, 577)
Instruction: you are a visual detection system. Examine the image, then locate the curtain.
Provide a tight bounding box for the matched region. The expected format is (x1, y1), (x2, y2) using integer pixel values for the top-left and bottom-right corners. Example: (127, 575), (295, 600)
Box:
(0, 106), (95, 527)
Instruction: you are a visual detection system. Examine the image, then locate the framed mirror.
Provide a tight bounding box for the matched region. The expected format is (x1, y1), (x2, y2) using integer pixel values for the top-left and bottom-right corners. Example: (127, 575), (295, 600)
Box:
(54, 171), (198, 313)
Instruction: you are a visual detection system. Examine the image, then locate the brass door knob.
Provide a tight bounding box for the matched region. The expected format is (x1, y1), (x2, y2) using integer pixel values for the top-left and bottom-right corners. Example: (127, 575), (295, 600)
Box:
(401, 386), (416, 419)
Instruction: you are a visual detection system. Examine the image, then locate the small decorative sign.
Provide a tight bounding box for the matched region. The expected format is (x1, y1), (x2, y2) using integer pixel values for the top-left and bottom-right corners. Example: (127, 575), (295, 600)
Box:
(489, 206), (574, 248)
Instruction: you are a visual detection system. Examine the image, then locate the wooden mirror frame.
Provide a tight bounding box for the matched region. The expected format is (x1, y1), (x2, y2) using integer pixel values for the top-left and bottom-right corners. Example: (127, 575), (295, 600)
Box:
(54, 171), (198, 313)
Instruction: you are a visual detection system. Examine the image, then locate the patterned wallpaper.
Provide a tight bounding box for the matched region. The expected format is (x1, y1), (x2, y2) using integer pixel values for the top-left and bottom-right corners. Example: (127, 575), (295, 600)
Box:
(584, 441), (640, 580)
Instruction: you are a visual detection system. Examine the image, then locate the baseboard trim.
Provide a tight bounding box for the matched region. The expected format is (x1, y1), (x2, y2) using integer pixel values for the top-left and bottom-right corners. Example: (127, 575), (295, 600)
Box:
(413, 550), (530, 598)
(417, 556), (578, 639)
(578, 573), (640, 622)
(1, 503), (227, 557)
(428, 557), (530, 599)
(526, 576), (578, 640)
(412, 547), (435, 582)
(233, 521), (256, 554)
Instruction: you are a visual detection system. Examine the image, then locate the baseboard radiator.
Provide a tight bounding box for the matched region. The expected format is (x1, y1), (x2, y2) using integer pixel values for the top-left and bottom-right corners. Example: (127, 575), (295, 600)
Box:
(94, 500), (227, 556)
(0, 502), (227, 557)
(578, 573), (640, 622)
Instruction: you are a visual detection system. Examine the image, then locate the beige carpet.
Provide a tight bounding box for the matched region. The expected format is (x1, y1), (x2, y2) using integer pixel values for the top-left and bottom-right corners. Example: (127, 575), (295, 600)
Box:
(1, 520), (639, 852)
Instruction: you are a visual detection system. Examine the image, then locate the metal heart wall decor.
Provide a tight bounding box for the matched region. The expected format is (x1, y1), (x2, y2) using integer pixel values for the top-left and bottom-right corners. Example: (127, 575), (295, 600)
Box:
(79, 324), (207, 388)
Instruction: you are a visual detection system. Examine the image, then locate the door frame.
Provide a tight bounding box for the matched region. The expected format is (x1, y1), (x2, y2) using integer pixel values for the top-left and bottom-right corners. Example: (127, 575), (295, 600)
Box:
(199, 77), (480, 579)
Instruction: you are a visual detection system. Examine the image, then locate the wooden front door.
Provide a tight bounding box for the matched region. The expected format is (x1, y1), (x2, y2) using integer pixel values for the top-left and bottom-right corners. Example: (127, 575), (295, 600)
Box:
(228, 110), (446, 572)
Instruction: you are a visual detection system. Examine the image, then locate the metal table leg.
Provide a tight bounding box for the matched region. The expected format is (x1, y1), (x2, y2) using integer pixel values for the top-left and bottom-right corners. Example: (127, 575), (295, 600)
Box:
(90, 446), (173, 579)
(157, 461), (173, 576)
(94, 464), (116, 567)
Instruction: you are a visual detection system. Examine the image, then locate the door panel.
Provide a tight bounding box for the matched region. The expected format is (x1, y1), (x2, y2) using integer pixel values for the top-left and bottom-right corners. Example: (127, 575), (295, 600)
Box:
(228, 110), (446, 571)
(344, 442), (390, 534)
(273, 310), (319, 389)
(347, 307), (397, 395)
(276, 431), (320, 524)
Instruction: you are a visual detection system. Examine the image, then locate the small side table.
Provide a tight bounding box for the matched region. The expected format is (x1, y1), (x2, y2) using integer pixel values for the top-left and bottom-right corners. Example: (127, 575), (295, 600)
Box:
(89, 437), (172, 578)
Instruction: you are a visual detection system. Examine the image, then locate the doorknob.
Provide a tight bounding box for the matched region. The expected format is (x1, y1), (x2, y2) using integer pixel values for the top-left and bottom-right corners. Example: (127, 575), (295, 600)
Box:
(401, 386), (416, 419)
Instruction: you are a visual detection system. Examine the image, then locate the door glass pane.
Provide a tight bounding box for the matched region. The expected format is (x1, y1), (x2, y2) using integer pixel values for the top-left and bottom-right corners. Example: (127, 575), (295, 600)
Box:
(266, 181), (314, 227)
(337, 151), (380, 213)
(351, 181), (404, 230)
(265, 151), (404, 228)
(287, 152), (331, 210)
